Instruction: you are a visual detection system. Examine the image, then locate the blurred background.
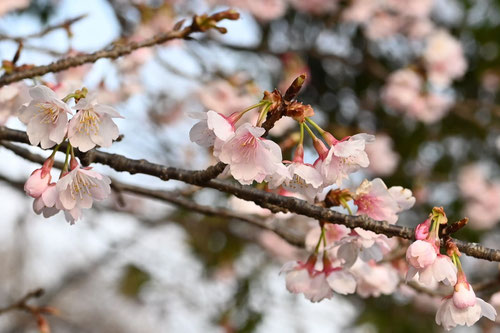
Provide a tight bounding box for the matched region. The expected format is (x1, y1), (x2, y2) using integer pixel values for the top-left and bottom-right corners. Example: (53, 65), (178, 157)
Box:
(0, 0), (500, 332)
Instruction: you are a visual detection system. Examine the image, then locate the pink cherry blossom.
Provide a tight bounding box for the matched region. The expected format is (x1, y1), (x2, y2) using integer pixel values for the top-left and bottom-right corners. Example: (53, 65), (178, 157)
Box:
(386, 0), (434, 18)
(56, 165), (111, 214)
(189, 110), (236, 149)
(315, 134), (374, 186)
(365, 134), (399, 176)
(305, 224), (350, 253)
(68, 95), (124, 152)
(18, 85), (72, 149)
(364, 12), (402, 40)
(406, 239), (437, 270)
(219, 123), (287, 185)
(197, 79), (257, 117)
(351, 259), (399, 298)
(0, 82), (29, 125)
(337, 228), (392, 266)
(436, 282), (496, 331)
(277, 144), (323, 201)
(382, 69), (422, 113)
(281, 256), (333, 303)
(354, 178), (400, 224)
(32, 183), (59, 218)
(24, 169), (51, 198)
(423, 30), (467, 87)
(408, 254), (457, 286)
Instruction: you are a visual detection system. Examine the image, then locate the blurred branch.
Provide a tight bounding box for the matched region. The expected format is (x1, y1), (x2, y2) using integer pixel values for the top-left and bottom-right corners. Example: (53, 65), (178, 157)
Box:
(2, 127), (500, 262)
(0, 288), (56, 332)
(0, 10), (240, 87)
(0, 15), (86, 42)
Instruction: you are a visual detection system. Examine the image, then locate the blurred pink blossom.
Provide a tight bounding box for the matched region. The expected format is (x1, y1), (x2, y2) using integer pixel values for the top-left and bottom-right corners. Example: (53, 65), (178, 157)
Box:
(424, 30), (467, 87)
(365, 134), (399, 176)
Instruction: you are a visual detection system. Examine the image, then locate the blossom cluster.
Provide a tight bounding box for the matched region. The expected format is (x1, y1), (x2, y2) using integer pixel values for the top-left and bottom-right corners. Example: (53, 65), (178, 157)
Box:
(406, 210), (497, 330)
(188, 80), (497, 330)
(19, 85), (122, 223)
(381, 30), (466, 123)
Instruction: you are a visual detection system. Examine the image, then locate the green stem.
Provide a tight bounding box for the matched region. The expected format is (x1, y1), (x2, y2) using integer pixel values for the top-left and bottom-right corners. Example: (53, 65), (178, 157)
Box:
(62, 93), (76, 103)
(303, 122), (318, 140)
(49, 143), (61, 159)
(340, 197), (353, 215)
(314, 227), (326, 254)
(256, 103), (271, 127)
(60, 142), (71, 175)
(305, 117), (325, 135)
(299, 122), (304, 146)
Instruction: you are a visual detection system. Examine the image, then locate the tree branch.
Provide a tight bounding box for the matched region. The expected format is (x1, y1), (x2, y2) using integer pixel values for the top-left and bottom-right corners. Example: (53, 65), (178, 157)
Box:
(0, 10), (239, 87)
(1, 126), (500, 262)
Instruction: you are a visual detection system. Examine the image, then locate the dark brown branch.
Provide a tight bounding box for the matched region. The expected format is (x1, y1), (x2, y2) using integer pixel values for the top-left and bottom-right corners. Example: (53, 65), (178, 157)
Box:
(0, 141), (305, 247)
(1, 126), (500, 262)
(0, 10), (239, 87)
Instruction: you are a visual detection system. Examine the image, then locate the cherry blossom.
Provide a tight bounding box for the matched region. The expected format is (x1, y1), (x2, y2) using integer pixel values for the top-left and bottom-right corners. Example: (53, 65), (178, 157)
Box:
(32, 183), (59, 218)
(218, 123), (287, 185)
(365, 134), (399, 176)
(18, 85), (72, 149)
(408, 254), (457, 286)
(423, 30), (467, 87)
(189, 110), (236, 149)
(354, 178), (414, 224)
(436, 281), (496, 330)
(314, 134), (374, 186)
(68, 95), (124, 152)
(406, 239), (437, 270)
(56, 165), (111, 217)
(350, 259), (399, 298)
(281, 256), (333, 303)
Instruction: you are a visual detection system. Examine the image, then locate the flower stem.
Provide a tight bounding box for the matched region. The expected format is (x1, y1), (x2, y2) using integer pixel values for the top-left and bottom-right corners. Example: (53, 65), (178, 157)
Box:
(314, 227), (326, 254)
(340, 197), (353, 215)
(299, 122), (304, 146)
(49, 143), (61, 159)
(60, 142), (71, 176)
(303, 122), (318, 141)
(305, 117), (325, 135)
(256, 103), (271, 127)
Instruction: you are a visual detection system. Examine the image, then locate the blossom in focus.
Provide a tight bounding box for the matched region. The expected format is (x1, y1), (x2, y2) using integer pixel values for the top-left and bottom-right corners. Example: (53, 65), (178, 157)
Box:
(68, 95), (124, 152)
(354, 178), (414, 224)
(365, 134), (399, 176)
(56, 165), (112, 223)
(18, 85), (72, 149)
(315, 134), (375, 186)
(189, 110), (236, 150)
(406, 239), (437, 270)
(32, 183), (59, 218)
(219, 123), (287, 185)
(436, 281), (496, 330)
(408, 254), (457, 286)
(423, 30), (467, 87)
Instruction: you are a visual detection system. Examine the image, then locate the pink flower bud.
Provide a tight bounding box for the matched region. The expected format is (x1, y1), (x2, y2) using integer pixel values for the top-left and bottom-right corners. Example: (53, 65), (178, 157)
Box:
(24, 169), (51, 198)
(415, 219), (431, 240)
(453, 282), (477, 309)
